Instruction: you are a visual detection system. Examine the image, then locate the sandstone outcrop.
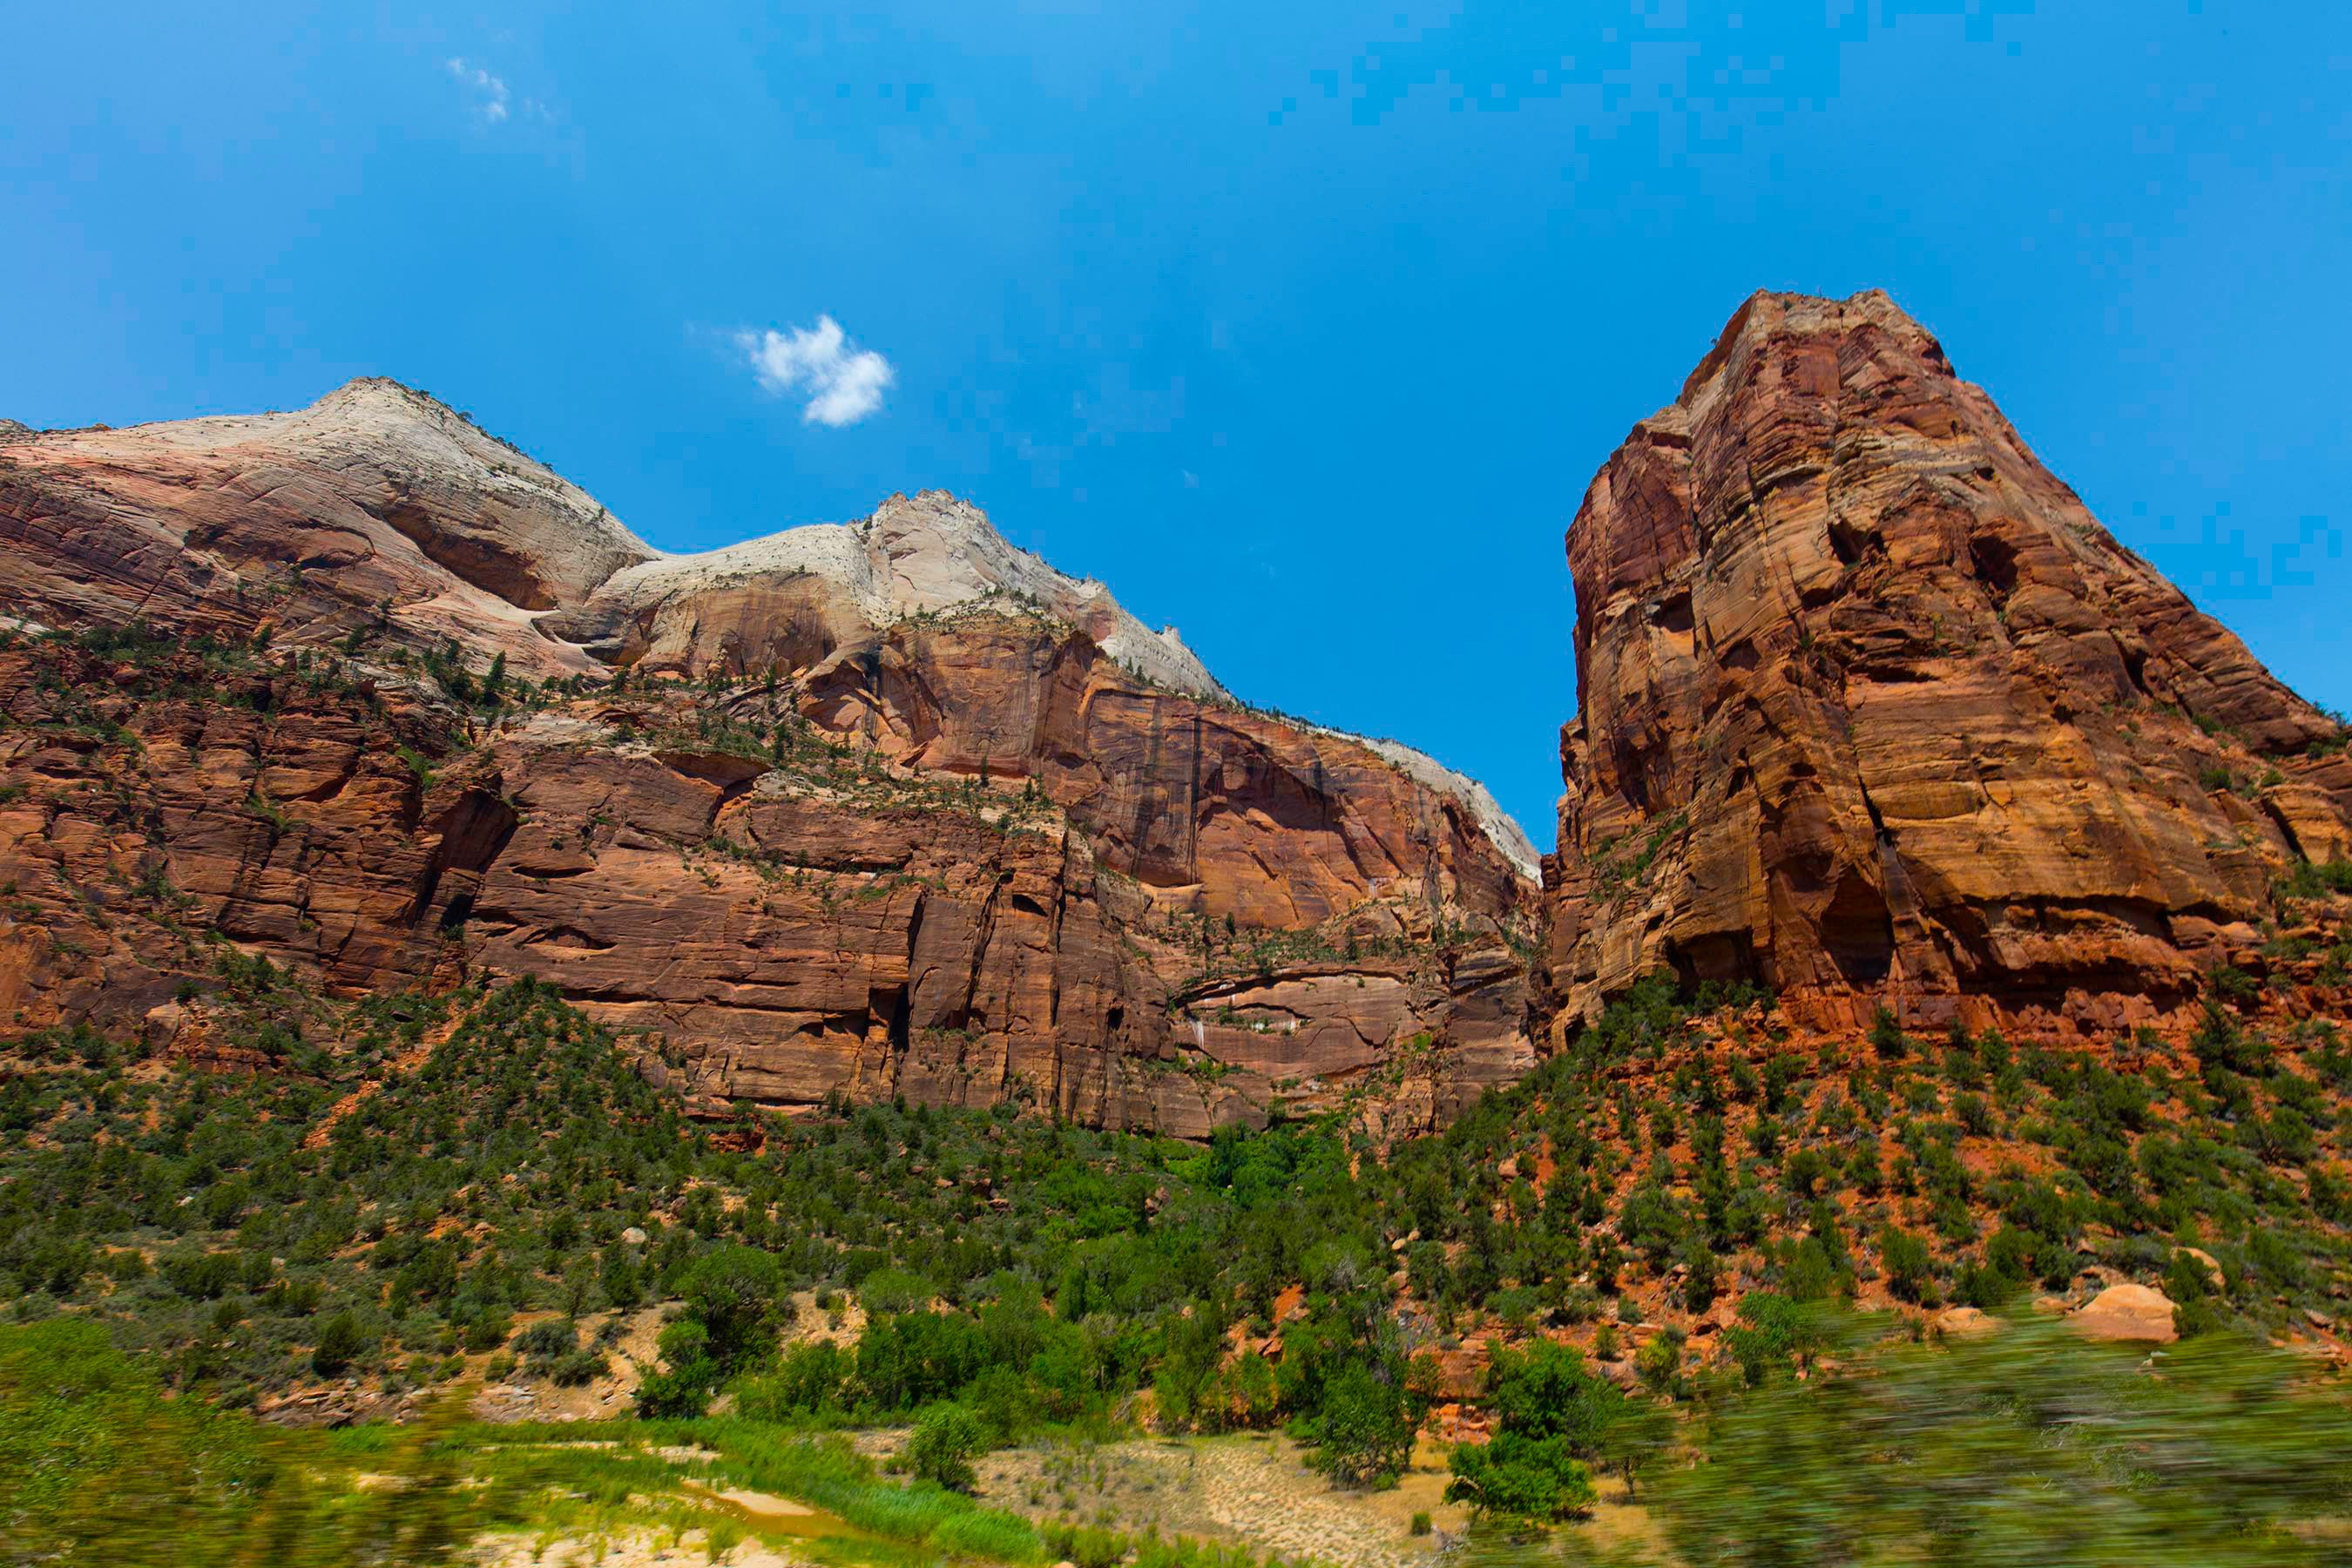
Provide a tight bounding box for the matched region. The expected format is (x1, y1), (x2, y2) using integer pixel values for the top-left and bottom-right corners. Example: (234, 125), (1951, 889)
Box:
(2070, 1282), (2180, 1344)
(0, 379), (651, 677)
(1543, 289), (2352, 1038)
(0, 384), (1538, 1133)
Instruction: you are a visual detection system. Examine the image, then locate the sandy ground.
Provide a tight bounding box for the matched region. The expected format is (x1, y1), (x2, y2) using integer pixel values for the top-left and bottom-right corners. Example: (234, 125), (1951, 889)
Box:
(469, 1304), (668, 1423)
(463, 1463), (853, 1566)
(965, 1428), (1659, 1568)
(855, 1425), (1474, 1566)
(469, 1526), (805, 1568)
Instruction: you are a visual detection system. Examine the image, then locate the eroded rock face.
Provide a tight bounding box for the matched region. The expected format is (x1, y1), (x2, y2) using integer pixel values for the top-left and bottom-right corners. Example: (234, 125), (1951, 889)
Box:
(0, 385), (1538, 1134)
(0, 643), (1530, 1134)
(1543, 290), (2352, 1037)
(0, 380), (652, 675)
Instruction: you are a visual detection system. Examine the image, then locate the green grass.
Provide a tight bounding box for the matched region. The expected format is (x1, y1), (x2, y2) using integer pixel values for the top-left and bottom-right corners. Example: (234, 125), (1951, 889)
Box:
(639, 1418), (1050, 1560)
(0, 1317), (526, 1565)
(0, 1321), (1042, 1565)
(1534, 1309), (2352, 1568)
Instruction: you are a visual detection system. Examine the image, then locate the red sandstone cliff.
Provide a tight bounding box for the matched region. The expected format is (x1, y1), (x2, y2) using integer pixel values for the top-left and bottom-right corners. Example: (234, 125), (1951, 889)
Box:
(0, 385), (1537, 1134)
(1543, 289), (2352, 1040)
(16, 291), (2327, 1119)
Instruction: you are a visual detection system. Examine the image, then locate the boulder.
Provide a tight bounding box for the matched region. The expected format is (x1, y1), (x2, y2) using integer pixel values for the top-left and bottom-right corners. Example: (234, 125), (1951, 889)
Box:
(141, 1001), (186, 1052)
(2071, 1283), (2180, 1344)
(1933, 1307), (1997, 1340)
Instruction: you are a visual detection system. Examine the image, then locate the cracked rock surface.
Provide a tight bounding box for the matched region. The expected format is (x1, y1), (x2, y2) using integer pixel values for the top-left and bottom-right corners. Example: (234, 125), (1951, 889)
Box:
(1541, 289), (2352, 1040)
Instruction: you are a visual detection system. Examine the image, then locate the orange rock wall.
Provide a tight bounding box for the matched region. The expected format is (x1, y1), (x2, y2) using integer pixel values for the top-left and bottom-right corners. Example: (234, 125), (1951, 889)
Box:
(1543, 290), (2352, 1038)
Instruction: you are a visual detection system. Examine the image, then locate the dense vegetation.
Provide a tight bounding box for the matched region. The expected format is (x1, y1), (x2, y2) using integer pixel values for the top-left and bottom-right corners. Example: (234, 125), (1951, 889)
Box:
(3, 937), (2350, 1562)
(0, 1315), (515, 1565)
(0, 1315), (1308, 1568)
(1450, 1313), (2352, 1567)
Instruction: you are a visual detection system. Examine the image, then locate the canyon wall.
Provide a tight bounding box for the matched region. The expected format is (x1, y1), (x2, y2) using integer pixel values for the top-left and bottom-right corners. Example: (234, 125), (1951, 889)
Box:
(13, 290), (2337, 1119)
(1542, 289), (2352, 1040)
(0, 386), (1537, 1134)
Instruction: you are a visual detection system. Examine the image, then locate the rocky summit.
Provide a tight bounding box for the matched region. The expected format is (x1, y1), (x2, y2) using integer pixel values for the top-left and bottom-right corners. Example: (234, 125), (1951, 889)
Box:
(0, 381), (1538, 1136)
(1540, 289), (2352, 1045)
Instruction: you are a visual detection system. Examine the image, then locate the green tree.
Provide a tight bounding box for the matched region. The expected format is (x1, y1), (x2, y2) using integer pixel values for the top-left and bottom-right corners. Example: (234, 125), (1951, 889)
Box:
(906, 1404), (987, 1491)
(635, 1319), (723, 1419)
(309, 1311), (368, 1378)
(599, 1244), (644, 1311)
(677, 1244), (784, 1371)
(764, 1340), (853, 1416)
(1444, 1340), (1620, 1523)
(1303, 1360), (1416, 1489)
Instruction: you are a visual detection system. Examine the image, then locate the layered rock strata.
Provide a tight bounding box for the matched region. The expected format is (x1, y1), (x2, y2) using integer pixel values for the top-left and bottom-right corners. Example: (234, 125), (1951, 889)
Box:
(1542, 290), (2352, 1038)
(0, 384), (1537, 1132)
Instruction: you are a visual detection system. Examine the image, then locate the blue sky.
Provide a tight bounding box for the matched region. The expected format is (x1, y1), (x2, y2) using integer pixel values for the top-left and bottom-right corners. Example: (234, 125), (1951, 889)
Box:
(6, 2), (2350, 844)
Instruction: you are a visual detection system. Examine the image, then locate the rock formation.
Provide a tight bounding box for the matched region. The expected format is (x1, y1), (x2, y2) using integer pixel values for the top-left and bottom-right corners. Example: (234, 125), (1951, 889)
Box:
(1542, 289), (2352, 1039)
(0, 379), (651, 673)
(0, 382), (1538, 1134)
(2069, 1282), (2180, 1344)
(15, 288), (2342, 1127)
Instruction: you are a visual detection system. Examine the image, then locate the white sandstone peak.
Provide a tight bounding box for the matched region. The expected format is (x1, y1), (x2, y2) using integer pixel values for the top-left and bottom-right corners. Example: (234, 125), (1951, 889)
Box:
(607, 490), (1233, 702)
(597, 488), (1537, 875)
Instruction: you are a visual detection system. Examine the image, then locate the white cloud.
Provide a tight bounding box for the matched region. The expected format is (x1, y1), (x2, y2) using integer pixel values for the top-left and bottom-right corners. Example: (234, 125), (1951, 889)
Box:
(446, 57), (512, 123)
(733, 316), (896, 427)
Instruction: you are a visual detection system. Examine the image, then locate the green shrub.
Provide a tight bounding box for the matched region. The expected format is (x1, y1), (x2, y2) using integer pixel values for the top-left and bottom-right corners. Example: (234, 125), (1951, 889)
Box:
(906, 1403), (987, 1491)
(857, 1266), (934, 1316)
(309, 1311), (368, 1377)
(1880, 1227), (1934, 1303)
(1722, 1291), (1822, 1386)
(633, 1362), (715, 1420)
(2275, 857), (2352, 898)
(512, 1318), (576, 1359)
(1870, 1008), (1911, 1059)
(1444, 1340), (1620, 1522)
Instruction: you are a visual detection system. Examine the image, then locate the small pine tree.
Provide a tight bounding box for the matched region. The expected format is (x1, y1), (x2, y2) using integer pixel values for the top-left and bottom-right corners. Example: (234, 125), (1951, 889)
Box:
(311, 1310), (369, 1377)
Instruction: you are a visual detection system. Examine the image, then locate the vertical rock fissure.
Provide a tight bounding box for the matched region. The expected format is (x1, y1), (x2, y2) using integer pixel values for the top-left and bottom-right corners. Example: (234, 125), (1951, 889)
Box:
(1186, 713), (1204, 883)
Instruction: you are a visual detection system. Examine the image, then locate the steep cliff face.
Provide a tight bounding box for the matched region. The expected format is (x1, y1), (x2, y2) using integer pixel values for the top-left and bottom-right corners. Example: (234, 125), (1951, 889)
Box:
(0, 384), (1537, 1134)
(1544, 290), (2352, 1038)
